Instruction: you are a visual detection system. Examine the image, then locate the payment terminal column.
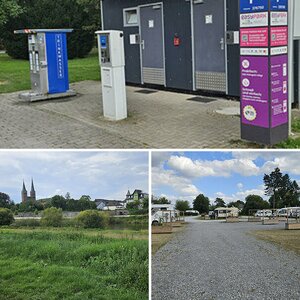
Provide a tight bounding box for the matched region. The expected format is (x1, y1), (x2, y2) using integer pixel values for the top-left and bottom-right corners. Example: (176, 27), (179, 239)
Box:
(96, 30), (127, 121)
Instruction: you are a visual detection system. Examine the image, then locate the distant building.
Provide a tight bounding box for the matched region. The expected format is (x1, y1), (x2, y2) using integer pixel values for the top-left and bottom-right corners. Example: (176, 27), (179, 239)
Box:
(125, 189), (148, 206)
(95, 189), (148, 211)
(95, 199), (125, 211)
(21, 179), (36, 203)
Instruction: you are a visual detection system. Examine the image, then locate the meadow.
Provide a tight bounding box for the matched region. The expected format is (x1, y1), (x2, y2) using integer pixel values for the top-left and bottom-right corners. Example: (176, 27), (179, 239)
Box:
(0, 227), (148, 300)
(0, 49), (100, 94)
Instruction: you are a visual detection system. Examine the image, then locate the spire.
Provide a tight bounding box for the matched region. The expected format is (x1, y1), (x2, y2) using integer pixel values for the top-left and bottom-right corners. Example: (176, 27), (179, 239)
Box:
(30, 178), (36, 201)
(22, 180), (27, 192)
(126, 190), (130, 196)
(31, 178), (35, 192)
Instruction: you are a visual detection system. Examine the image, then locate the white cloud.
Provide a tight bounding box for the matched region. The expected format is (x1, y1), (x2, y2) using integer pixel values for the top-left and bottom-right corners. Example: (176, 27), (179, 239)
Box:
(167, 155), (260, 178)
(152, 167), (199, 197)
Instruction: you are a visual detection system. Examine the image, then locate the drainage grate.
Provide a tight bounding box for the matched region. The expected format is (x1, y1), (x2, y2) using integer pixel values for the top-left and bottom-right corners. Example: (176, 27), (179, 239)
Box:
(187, 97), (217, 103)
(135, 89), (158, 94)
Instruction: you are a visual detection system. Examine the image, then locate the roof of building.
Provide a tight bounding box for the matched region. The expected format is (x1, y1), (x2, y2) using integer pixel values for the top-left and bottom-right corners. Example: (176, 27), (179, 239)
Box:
(95, 199), (124, 206)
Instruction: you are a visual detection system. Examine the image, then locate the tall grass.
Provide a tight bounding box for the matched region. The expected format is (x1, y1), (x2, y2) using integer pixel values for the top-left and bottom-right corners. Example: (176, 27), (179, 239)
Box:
(0, 228), (148, 299)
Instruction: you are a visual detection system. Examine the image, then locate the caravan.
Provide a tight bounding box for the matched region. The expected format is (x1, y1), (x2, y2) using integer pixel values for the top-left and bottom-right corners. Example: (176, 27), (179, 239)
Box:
(151, 204), (179, 225)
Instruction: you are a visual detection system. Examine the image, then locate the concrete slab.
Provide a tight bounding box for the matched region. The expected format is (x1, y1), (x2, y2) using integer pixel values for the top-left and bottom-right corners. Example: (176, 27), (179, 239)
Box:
(0, 80), (254, 148)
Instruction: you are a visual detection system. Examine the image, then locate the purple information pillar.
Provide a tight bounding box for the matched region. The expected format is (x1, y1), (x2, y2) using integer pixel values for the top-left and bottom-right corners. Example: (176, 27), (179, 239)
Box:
(240, 0), (289, 145)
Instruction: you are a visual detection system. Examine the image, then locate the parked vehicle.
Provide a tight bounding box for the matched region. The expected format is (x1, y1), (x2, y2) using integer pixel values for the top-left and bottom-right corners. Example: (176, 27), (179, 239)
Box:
(214, 207), (239, 218)
(151, 204), (179, 225)
(277, 207), (300, 217)
(255, 210), (272, 217)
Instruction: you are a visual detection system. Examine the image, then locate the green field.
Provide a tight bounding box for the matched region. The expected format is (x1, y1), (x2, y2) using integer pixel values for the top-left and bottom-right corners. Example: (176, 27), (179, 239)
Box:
(0, 227), (148, 300)
(0, 50), (100, 94)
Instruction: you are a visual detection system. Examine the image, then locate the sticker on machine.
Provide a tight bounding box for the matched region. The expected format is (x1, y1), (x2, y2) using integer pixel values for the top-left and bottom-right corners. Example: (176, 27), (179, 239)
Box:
(240, 48), (269, 56)
(240, 12), (268, 28)
(271, 46), (288, 56)
(270, 12), (287, 26)
(240, 27), (268, 47)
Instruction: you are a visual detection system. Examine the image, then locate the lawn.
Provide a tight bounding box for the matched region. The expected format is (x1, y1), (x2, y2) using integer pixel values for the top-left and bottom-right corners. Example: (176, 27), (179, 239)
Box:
(0, 49), (100, 94)
(251, 229), (300, 256)
(0, 227), (148, 300)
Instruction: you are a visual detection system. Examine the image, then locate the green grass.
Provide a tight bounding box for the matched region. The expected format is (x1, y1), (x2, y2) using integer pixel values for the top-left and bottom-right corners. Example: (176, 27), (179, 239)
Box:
(276, 117), (300, 148)
(0, 227), (148, 300)
(0, 49), (100, 94)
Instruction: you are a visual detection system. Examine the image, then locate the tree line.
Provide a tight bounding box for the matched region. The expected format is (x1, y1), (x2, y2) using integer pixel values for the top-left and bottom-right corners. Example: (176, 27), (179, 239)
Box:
(0, 192), (96, 213)
(0, 0), (100, 58)
(153, 167), (300, 215)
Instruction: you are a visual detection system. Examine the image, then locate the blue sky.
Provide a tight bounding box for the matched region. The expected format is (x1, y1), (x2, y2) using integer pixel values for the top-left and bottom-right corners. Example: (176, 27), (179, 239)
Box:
(0, 151), (149, 203)
(152, 151), (300, 205)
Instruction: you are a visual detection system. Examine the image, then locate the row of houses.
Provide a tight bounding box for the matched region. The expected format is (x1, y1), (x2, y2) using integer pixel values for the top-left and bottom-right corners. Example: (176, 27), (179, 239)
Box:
(95, 189), (148, 213)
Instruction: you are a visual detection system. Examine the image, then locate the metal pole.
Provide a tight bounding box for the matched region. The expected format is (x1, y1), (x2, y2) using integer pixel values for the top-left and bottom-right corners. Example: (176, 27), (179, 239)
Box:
(288, 0), (295, 134)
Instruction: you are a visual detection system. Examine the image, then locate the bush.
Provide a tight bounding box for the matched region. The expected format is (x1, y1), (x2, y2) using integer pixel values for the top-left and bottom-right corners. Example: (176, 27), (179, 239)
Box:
(1, 0), (100, 59)
(76, 210), (109, 228)
(0, 208), (14, 226)
(41, 207), (63, 227)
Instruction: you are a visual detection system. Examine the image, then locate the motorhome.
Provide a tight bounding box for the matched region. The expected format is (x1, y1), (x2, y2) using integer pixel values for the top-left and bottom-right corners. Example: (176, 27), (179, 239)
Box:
(214, 207), (239, 219)
(277, 207), (300, 217)
(151, 204), (179, 225)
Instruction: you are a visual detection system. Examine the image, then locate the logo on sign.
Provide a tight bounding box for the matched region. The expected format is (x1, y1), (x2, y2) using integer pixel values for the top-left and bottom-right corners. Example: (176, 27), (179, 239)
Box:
(243, 105), (257, 121)
(55, 34), (64, 79)
(240, 12), (268, 28)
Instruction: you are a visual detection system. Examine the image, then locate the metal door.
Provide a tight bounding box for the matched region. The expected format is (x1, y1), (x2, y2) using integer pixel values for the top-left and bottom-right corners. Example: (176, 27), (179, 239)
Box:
(140, 3), (165, 85)
(193, 0), (226, 92)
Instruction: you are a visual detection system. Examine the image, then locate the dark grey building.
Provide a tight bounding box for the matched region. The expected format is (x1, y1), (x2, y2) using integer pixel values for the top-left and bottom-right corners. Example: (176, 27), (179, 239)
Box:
(101, 0), (240, 97)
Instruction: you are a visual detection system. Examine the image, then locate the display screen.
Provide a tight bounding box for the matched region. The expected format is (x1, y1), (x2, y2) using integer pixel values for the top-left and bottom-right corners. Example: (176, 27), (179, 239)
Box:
(100, 36), (107, 49)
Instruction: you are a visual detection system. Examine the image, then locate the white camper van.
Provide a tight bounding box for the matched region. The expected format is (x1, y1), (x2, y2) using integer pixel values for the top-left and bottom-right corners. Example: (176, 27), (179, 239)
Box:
(151, 204), (179, 225)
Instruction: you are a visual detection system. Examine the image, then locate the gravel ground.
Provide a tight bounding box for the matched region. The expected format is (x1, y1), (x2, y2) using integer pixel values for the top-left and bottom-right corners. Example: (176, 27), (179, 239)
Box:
(152, 219), (300, 300)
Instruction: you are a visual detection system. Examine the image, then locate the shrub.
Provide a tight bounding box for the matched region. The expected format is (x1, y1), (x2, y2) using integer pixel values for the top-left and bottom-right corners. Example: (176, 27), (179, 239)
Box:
(1, 0), (100, 59)
(0, 208), (14, 226)
(41, 207), (63, 227)
(76, 210), (109, 228)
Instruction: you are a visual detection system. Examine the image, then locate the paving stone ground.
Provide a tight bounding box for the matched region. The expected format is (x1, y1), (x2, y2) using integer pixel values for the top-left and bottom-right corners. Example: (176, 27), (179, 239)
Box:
(152, 219), (300, 300)
(0, 81), (252, 148)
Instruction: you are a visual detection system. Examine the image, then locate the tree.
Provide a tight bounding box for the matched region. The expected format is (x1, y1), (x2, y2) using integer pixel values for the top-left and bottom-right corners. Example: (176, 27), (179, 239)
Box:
(193, 194), (210, 214)
(0, 192), (13, 208)
(214, 197), (226, 208)
(152, 197), (170, 204)
(0, 208), (14, 225)
(1, 0), (100, 59)
(175, 200), (190, 212)
(51, 195), (66, 210)
(264, 167), (300, 208)
(142, 195), (149, 211)
(41, 207), (63, 227)
(78, 195), (96, 211)
(76, 210), (109, 228)
(0, 0), (23, 26)
(228, 200), (245, 210)
(242, 195), (270, 215)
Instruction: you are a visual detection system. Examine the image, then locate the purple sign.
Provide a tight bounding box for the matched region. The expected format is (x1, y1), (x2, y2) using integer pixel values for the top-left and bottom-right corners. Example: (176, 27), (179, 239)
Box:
(271, 54), (288, 127)
(240, 56), (269, 128)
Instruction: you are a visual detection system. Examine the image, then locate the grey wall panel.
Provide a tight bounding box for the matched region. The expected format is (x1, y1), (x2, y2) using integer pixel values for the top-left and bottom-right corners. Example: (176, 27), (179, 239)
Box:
(226, 0), (240, 97)
(163, 0), (193, 90)
(102, 0), (193, 90)
(102, 0), (146, 84)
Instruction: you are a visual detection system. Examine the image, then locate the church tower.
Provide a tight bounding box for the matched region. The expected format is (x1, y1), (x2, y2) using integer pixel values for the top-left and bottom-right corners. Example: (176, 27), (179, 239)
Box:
(30, 178), (36, 201)
(21, 180), (27, 203)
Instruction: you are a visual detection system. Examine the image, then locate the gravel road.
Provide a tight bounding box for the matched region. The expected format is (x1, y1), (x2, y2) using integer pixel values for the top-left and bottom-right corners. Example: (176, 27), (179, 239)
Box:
(152, 219), (300, 300)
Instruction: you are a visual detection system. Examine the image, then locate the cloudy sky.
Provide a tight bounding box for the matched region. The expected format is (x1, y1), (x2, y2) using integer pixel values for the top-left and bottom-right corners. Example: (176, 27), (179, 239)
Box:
(0, 151), (149, 203)
(152, 151), (300, 205)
